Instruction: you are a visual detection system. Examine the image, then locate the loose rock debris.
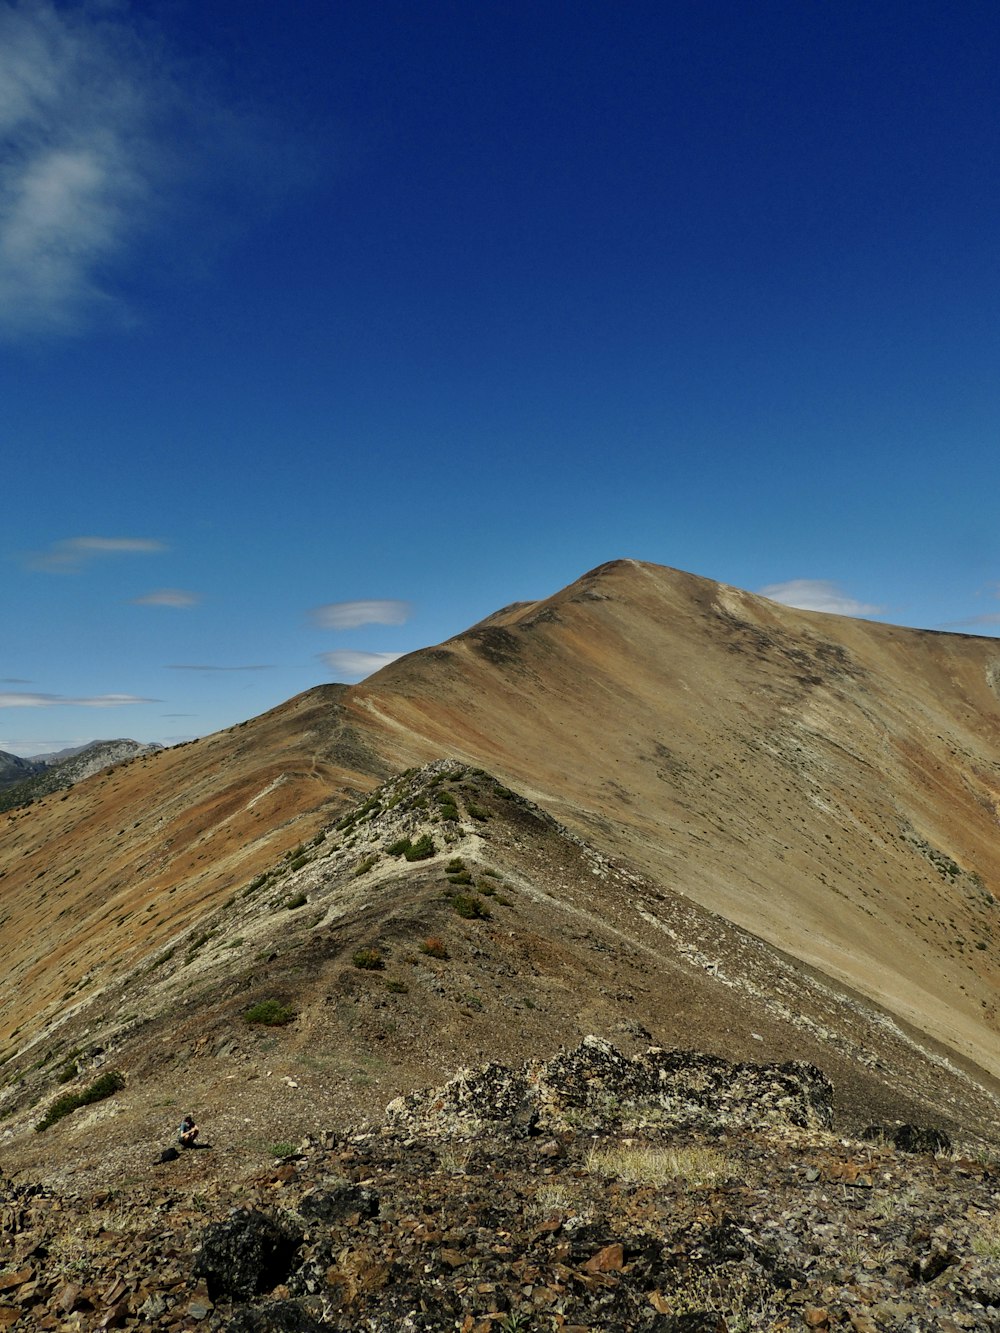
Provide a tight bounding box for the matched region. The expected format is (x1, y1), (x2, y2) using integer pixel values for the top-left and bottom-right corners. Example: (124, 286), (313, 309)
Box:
(2, 1039), (999, 1330)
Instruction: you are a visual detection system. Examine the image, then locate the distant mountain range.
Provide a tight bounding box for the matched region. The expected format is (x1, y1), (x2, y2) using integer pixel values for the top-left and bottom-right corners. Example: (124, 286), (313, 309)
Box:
(0, 738), (162, 811)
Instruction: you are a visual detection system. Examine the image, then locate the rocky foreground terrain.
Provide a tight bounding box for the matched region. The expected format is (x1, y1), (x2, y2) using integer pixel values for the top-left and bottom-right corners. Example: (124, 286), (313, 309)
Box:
(2, 1037), (999, 1331)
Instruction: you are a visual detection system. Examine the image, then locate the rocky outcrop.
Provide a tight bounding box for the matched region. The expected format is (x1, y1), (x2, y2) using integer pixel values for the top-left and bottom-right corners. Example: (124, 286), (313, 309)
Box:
(386, 1035), (835, 1138)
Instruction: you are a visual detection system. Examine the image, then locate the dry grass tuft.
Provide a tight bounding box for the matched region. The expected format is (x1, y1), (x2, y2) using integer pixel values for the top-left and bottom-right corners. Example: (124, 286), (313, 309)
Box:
(972, 1213), (1000, 1259)
(585, 1142), (735, 1187)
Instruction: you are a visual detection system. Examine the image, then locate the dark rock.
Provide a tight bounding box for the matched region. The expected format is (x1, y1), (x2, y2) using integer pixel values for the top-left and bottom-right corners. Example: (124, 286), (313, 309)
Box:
(194, 1209), (303, 1302)
(911, 1248), (957, 1283)
(894, 1124), (951, 1154)
(298, 1180), (379, 1225)
(862, 1123), (952, 1154)
(225, 1300), (325, 1332)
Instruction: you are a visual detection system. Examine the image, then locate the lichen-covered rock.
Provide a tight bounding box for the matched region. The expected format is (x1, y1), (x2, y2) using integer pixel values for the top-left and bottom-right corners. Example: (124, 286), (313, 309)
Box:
(386, 1035), (834, 1138)
(385, 1059), (536, 1136)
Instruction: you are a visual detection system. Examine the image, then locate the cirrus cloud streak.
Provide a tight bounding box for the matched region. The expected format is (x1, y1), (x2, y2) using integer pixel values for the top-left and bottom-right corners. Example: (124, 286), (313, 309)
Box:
(131, 588), (199, 608)
(27, 535), (167, 572)
(0, 691), (158, 708)
(310, 599), (412, 630)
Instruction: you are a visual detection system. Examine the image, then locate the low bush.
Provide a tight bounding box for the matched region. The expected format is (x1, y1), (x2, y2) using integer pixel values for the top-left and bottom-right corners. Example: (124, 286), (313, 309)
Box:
(352, 948), (384, 970)
(451, 893), (491, 920)
(35, 1069), (125, 1133)
(245, 999), (295, 1027)
(385, 979), (408, 994)
(420, 936), (449, 959)
(404, 834), (436, 861)
(285, 892), (307, 909)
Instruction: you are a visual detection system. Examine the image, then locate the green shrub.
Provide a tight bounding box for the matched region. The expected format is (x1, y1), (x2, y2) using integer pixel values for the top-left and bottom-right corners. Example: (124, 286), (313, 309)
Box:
(35, 1070), (125, 1133)
(286, 892), (307, 909)
(467, 803), (489, 821)
(387, 838), (412, 857)
(288, 855), (308, 872)
(57, 1060), (79, 1083)
(385, 979), (408, 994)
(354, 854), (379, 876)
(447, 869), (473, 885)
(451, 894), (491, 920)
(446, 858), (465, 872)
(245, 999), (295, 1026)
(404, 834), (436, 862)
(352, 948), (384, 970)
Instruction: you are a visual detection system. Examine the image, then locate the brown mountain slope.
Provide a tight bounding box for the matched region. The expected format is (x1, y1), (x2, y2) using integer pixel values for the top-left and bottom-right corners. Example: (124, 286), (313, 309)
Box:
(347, 560), (1000, 1083)
(3, 763), (999, 1194)
(3, 559), (1000, 1182)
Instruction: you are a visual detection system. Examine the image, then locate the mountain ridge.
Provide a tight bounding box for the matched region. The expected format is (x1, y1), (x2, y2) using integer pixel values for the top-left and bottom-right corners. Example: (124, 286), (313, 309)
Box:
(2, 559), (1000, 1189)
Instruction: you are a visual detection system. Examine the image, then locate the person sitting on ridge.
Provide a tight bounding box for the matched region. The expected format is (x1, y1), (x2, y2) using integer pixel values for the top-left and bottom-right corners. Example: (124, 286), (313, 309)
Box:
(178, 1114), (199, 1148)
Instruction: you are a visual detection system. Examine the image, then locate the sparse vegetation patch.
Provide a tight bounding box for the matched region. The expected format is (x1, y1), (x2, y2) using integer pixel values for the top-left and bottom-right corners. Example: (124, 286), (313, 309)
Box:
(35, 1070), (125, 1133)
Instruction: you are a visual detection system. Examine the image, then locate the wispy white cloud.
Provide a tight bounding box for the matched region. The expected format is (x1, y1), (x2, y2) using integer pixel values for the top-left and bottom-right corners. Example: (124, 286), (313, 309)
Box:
(131, 588), (199, 608)
(757, 579), (883, 618)
(0, 3), (313, 340)
(165, 663), (273, 672)
(0, 1), (166, 336)
(320, 650), (404, 679)
(27, 534), (166, 572)
(311, 599), (412, 630)
(0, 691), (157, 707)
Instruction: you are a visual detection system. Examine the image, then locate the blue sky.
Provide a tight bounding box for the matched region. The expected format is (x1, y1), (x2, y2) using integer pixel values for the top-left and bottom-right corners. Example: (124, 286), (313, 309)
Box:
(3, 0), (999, 756)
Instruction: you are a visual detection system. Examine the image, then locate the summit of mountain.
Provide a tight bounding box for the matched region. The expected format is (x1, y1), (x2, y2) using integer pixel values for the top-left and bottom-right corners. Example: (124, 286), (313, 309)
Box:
(2, 559), (1000, 1184)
